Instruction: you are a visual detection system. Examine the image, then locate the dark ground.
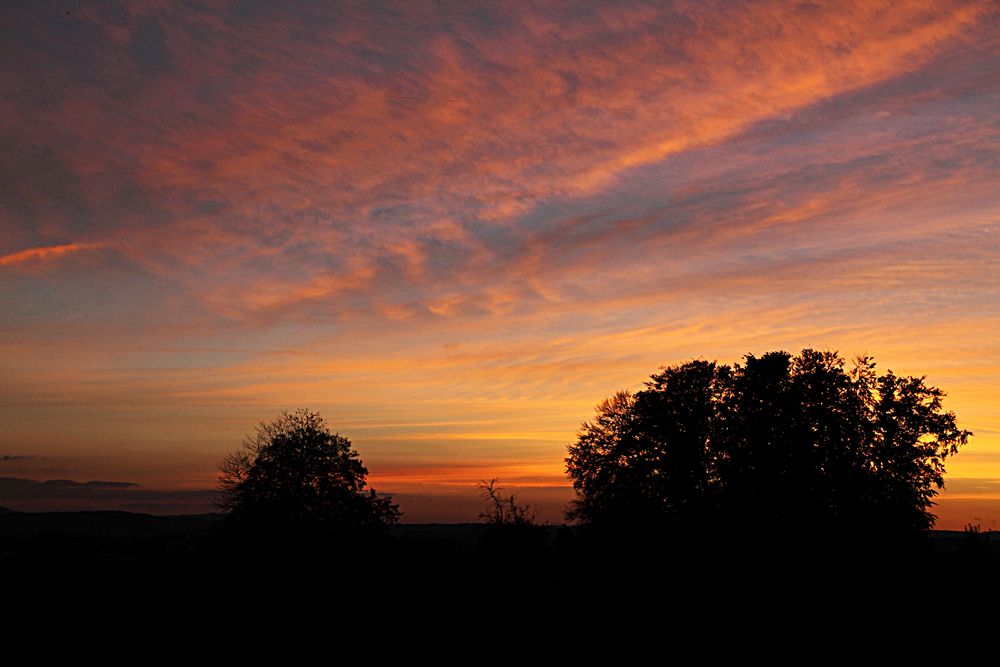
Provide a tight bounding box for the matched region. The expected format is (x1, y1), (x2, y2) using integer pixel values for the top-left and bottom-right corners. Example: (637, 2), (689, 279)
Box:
(1, 510), (997, 664)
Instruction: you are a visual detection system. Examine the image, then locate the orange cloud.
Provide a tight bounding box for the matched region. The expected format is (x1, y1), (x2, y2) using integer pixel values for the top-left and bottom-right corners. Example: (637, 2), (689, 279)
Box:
(6, 1), (992, 318)
(0, 243), (102, 267)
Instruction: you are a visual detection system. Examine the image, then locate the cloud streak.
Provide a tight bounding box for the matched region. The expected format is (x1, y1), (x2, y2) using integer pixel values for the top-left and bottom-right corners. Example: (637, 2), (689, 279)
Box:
(0, 243), (104, 268)
(2, 1), (994, 315)
(0, 477), (216, 514)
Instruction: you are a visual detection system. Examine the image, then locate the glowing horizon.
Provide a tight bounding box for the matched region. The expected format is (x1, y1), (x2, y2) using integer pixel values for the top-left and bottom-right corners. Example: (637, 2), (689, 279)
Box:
(1, 0), (997, 527)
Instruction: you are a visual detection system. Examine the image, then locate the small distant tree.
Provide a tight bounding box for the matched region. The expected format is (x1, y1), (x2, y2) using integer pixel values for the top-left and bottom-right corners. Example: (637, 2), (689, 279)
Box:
(477, 478), (537, 526)
(217, 410), (400, 536)
(566, 350), (971, 536)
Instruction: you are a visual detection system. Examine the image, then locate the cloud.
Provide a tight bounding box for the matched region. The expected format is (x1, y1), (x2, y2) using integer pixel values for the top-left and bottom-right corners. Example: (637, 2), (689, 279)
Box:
(940, 477), (1000, 498)
(40, 479), (138, 489)
(1, 0), (994, 320)
(0, 477), (136, 495)
(0, 243), (104, 268)
(0, 477), (216, 514)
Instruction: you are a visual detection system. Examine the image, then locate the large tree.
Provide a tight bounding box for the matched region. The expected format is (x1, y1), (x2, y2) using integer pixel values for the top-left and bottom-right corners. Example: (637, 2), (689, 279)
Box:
(565, 350), (970, 535)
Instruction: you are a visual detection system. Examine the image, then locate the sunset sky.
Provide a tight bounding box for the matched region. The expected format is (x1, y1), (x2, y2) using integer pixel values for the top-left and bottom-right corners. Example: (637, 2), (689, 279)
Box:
(1, 0), (997, 527)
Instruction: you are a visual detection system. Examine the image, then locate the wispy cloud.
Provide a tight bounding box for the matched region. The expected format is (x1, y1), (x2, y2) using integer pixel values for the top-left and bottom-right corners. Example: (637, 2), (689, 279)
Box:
(0, 243), (103, 268)
(0, 477), (216, 514)
(2, 1), (994, 317)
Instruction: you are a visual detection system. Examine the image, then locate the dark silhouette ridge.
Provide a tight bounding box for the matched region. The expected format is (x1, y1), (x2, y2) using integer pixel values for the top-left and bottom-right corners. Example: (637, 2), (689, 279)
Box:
(566, 349), (971, 557)
(1, 510), (997, 662)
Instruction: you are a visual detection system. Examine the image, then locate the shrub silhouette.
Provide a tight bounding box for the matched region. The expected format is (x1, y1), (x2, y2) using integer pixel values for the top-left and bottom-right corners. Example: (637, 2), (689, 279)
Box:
(217, 410), (399, 539)
(566, 350), (971, 538)
(477, 478), (537, 526)
(475, 478), (546, 559)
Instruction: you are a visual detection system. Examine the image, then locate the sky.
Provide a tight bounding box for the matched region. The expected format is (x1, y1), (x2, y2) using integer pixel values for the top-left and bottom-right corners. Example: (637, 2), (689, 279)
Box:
(1, 0), (997, 527)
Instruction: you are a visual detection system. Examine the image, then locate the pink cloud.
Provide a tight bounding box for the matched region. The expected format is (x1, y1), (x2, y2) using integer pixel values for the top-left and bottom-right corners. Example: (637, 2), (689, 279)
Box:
(0, 243), (104, 268)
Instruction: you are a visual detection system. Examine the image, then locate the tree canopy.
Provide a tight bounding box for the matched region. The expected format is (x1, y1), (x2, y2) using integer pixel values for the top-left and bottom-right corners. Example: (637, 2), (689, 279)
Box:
(218, 410), (400, 534)
(565, 350), (971, 536)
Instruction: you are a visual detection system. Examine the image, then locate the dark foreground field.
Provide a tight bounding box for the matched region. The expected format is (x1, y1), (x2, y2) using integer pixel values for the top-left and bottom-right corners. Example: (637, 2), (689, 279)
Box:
(1, 510), (998, 664)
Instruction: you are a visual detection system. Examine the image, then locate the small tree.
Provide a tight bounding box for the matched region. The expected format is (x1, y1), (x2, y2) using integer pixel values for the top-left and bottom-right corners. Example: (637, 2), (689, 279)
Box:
(477, 478), (536, 526)
(218, 409), (400, 535)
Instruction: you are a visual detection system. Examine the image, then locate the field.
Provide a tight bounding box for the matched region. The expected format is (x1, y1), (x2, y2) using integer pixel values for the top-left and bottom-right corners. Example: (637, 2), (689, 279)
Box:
(1, 509), (997, 663)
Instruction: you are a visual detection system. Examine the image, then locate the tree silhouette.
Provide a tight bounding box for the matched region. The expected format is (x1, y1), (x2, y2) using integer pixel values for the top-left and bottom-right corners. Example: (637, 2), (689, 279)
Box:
(218, 410), (399, 536)
(566, 350), (971, 536)
(477, 478), (537, 526)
